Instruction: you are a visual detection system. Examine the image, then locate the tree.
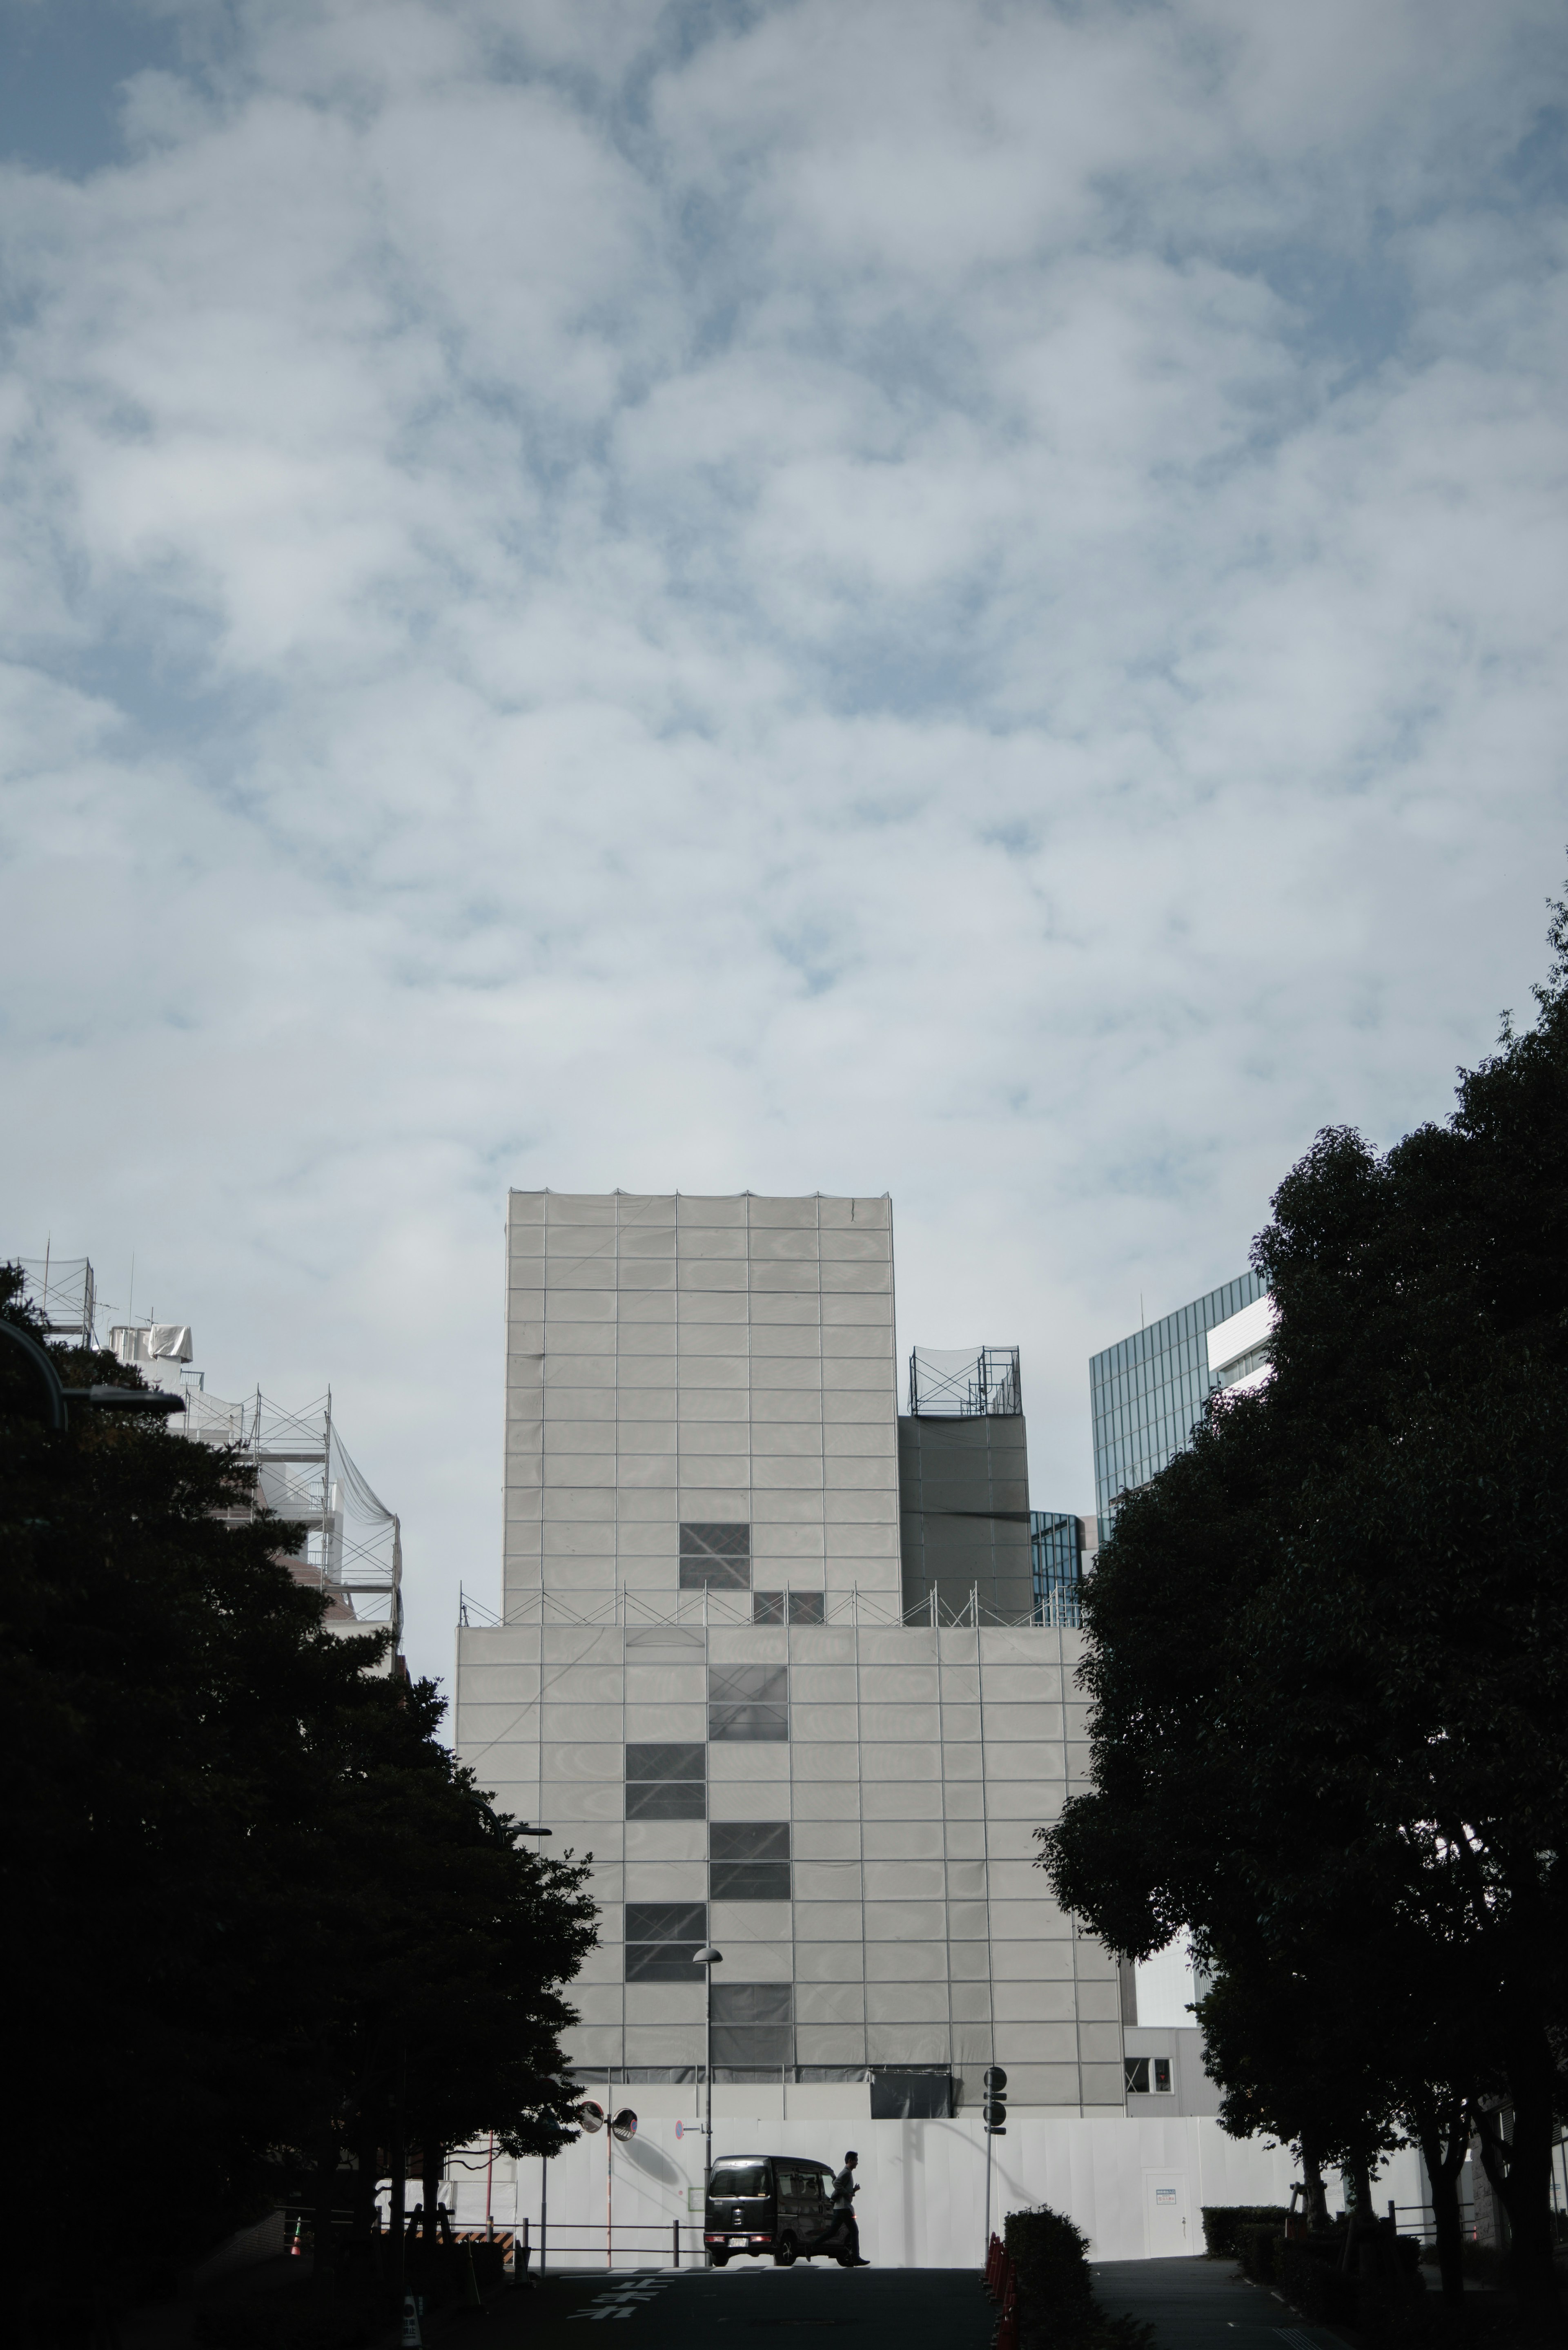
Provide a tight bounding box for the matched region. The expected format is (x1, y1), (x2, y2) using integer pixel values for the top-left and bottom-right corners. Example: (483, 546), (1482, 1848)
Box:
(1040, 900), (1568, 2319)
(0, 1270), (595, 2326)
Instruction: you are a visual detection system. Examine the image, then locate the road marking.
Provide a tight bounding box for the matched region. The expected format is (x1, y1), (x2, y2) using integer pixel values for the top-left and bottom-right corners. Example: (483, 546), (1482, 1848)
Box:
(569, 2275), (685, 2321)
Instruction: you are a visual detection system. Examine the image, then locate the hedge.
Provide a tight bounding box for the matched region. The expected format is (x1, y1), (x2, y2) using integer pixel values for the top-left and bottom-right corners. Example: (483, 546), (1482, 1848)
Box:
(1234, 2222), (1424, 2330)
(1199, 2207), (1290, 2259)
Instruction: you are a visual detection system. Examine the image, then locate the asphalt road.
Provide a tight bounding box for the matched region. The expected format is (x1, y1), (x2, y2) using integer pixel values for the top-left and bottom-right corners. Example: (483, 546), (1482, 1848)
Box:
(1091, 2256), (1348, 2350)
(452, 2259), (997, 2350)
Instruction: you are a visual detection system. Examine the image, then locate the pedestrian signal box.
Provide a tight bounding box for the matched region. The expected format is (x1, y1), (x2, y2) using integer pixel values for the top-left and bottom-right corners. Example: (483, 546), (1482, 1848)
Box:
(982, 2065), (1007, 2135)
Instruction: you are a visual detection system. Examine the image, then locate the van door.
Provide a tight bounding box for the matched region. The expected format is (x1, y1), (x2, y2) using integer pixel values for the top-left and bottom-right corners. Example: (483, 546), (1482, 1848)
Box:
(800, 2168), (831, 2248)
(1143, 2171), (1191, 2258)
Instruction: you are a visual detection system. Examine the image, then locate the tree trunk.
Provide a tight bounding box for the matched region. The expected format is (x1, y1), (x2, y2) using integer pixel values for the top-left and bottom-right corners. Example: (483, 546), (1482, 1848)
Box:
(1299, 2134), (1330, 2233)
(1474, 2039), (1562, 2321)
(352, 2116), (380, 2243)
(423, 2146), (443, 2246)
(313, 2130), (341, 2287)
(1411, 2100), (1468, 2308)
(1341, 2156), (1376, 2273)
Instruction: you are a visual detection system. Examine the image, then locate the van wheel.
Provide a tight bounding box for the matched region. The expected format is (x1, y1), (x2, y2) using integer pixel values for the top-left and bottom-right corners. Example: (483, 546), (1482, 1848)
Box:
(774, 2236), (798, 2268)
(709, 2252), (729, 2268)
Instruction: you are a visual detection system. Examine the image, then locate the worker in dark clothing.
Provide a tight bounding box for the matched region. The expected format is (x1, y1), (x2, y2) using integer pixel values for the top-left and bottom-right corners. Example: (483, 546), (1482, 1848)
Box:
(831, 2152), (869, 2265)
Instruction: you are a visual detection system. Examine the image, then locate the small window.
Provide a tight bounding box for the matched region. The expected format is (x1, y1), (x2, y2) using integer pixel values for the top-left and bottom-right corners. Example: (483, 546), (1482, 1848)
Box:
(1125, 2056), (1149, 2094)
(1153, 2055), (1173, 2094)
(788, 1591), (824, 1625)
(752, 1591), (785, 1624)
(708, 1662), (788, 1741)
(679, 1523), (751, 1590)
(624, 1900), (707, 1981)
(626, 1741), (706, 1820)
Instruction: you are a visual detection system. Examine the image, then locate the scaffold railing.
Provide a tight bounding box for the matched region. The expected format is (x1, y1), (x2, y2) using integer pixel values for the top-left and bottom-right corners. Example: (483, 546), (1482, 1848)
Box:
(178, 1385), (401, 1631)
(16, 1254), (96, 1343)
(458, 1583), (1071, 1635)
(908, 1345), (1022, 1417)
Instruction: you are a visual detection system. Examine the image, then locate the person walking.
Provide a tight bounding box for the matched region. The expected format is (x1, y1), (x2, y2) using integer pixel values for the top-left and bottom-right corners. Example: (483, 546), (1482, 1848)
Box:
(831, 2152), (869, 2266)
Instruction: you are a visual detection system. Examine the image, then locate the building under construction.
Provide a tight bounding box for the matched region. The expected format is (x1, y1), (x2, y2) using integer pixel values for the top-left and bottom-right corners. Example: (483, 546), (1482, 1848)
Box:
(17, 1254), (402, 1662)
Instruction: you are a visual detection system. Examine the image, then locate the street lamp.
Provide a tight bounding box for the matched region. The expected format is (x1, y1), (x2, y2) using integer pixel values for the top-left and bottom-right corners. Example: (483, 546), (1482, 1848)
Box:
(692, 1943), (723, 2238)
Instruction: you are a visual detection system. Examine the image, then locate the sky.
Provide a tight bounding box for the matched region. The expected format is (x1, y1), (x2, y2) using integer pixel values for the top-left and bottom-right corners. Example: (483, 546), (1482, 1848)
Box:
(3, 0), (1565, 1696)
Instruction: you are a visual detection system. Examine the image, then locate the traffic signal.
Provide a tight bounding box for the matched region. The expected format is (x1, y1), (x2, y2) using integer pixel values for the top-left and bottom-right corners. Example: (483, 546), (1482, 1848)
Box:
(982, 2065), (1007, 2134)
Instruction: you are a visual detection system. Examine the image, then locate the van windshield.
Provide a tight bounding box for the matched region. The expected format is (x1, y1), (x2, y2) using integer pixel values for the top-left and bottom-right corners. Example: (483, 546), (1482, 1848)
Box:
(710, 2164), (768, 2198)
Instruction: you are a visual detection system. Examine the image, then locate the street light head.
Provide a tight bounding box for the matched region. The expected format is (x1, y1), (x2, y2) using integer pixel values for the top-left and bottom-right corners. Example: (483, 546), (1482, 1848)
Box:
(692, 1945), (724, 1965)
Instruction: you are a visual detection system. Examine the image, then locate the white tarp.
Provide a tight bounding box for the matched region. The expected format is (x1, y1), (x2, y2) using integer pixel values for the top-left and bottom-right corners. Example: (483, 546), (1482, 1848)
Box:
(444, 2112), (1425, 2269)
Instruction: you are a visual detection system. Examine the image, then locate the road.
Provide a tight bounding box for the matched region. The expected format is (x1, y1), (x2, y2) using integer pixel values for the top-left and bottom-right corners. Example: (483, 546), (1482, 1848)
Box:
(1091, 2256), (1348, 2350)
(422, 2258), (996, 2350)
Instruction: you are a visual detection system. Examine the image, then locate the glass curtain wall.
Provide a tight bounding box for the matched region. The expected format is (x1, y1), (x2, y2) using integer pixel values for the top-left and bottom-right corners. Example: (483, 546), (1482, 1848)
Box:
(1090, 1272), (1268, 1539)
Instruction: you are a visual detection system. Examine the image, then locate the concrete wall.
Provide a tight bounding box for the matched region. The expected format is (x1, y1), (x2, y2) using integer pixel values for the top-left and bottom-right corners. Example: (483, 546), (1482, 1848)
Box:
(457, 1613), (1122, 2113)
(459, 1189), (1123, 2125)
(502, 1191), (900, 1610)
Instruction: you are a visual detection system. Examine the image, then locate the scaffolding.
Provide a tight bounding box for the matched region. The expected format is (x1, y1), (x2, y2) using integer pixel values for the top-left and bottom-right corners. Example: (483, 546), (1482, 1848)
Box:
(180, 1386), (402, 1654)
(462, 1583), (1051, 1634)
(907, 1345), (1022, 1418)
(16, 1253), (96, 1344)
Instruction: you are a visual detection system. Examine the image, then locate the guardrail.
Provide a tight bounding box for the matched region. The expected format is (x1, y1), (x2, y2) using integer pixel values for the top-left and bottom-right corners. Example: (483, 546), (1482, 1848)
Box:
(514, 2219), (701, 2272)
(1389, 2202), (1478, 2247)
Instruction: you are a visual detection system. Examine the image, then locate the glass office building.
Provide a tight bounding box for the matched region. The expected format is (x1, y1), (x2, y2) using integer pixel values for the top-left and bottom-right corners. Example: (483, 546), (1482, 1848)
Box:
(1089, 1271), (1269, 1537)
(1030, 1510), (1088, 1627)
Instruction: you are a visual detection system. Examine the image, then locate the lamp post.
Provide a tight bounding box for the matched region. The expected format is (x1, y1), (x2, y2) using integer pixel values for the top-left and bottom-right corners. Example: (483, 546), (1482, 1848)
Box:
(692, 1943), (723, 2257)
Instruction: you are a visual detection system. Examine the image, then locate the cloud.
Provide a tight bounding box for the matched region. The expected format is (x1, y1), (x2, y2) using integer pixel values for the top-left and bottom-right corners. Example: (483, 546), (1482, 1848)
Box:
(1, 0), (1565, 1685)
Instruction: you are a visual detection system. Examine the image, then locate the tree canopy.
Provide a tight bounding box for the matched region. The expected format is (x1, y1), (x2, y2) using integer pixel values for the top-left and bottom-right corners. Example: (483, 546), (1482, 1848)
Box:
(0, 1271), (596, 2324)
(1040, 899), (1568, 2314)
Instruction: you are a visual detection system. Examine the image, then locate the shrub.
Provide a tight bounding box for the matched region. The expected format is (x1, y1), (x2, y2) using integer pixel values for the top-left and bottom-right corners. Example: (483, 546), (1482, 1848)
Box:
(1278, 2240), (1358, 2326)
(1200, 2207), (1290, 2260)
(1003, 2206), (1153, 2350)
(1236, 2225), (1283, 2286)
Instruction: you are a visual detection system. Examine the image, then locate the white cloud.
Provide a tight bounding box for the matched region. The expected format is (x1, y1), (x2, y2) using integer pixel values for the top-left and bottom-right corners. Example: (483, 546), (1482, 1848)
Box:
(1, 0), (1565, 1691)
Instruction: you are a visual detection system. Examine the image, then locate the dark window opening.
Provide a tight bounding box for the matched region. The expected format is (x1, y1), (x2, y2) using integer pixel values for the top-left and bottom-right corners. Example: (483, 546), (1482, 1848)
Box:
(1153, 2055), (1173, 2093)
(752, 1590), (824, 1625)
(711, 1860), (792, 1900)
(624, 1900), (707, 1982)
(711, 1821), (791, 1860)
(1125, 2057), (1149, 2094)
(679, 1522), (751, 1590)
(625, 1741), (706, 1820)
(709, 1662), (788, 1741)
(869, 2069), (952, 2119)
(710, 1819), (791, 1902)
(710, 1982), (793, 2068)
